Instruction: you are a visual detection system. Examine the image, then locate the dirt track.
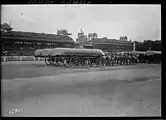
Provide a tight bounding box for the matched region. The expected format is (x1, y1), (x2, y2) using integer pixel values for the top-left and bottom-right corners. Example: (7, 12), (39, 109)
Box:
(1, 62), (161, 116)
(1, 61), (160, 79)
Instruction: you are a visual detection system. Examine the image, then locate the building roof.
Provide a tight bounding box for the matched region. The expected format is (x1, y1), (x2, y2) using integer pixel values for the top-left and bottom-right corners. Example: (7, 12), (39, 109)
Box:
(1, 36), (74, 43)
(1, 31), (74, 43)
(90, 38), (132, 44)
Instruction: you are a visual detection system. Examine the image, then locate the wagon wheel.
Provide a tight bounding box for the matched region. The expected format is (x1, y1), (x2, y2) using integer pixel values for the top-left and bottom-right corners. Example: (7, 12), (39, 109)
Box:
(52, 57), (61, 67)
(80, 58), (90, 67)
(89, 58), (96, 67)
(95, 57), (102, 67)
(55, 58), (63, 67)
(101, 57), (107, 67)
(45, 57), (52, 65)
(79, 58), (85, 67)
(70, 57), (81, 68)
(63, 57), (71, 68)
(88, 60), (93, 67)
(87, 58), (94, 67)
(60, 57), (69, 67)
(86, 58), (92, 67)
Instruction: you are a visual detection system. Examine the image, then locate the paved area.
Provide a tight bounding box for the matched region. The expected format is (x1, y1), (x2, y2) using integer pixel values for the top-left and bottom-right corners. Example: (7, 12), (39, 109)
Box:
(1, 61), (161, 116)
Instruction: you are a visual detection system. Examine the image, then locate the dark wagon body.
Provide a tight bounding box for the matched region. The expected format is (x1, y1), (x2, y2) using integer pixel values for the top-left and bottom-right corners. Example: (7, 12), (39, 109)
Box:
(131, 51), (161, 64)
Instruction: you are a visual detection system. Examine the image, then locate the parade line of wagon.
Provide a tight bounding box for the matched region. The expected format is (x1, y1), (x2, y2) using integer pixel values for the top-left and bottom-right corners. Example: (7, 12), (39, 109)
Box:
(34, 47), (161, 68)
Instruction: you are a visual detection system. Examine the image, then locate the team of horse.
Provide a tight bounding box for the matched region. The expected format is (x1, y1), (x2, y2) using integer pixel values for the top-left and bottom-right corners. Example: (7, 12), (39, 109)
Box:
(45, 53), (144, 67)
(101, 52), (161, 66)
(99, 53), (139, 66)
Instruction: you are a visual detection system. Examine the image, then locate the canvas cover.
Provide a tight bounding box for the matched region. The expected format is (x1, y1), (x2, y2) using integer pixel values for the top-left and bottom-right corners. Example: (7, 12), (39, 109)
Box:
(34, 48), (53, 57)
(34, 48), (105, 57)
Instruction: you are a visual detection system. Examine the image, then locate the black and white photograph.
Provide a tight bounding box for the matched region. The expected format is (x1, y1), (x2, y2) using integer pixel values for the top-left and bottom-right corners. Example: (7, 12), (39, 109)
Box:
(1, 5), (161, 117)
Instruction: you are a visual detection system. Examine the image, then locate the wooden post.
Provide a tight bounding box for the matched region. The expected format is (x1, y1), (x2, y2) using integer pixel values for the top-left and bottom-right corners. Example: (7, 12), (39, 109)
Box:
(34, 56), (36, 61)
(20, 56), (22, 61)
(133, 42), (136, 51)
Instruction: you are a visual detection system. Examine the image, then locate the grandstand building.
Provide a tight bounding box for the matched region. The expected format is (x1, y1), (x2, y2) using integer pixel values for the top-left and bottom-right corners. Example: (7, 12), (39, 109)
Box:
(76, 30), (133, 52)
(76, 29), (88, 47)
(1, 31), (75, 56)
(88, 37), (133, 53)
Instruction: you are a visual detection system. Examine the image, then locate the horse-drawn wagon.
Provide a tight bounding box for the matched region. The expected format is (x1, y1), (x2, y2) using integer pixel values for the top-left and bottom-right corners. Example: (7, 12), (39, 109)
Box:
(34, 48), (105, 67)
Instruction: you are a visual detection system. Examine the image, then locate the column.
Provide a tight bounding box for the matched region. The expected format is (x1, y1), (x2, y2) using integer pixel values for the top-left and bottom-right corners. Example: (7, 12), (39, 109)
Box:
(20, 56), (22, 61)
(133, 42), (136, 51)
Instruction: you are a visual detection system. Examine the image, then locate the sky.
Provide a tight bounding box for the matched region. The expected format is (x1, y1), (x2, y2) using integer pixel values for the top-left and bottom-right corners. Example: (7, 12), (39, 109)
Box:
(1, 5), (161, 42)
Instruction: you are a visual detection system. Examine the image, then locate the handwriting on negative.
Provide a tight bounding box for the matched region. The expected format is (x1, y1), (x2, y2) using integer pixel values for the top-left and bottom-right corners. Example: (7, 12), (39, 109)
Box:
(28, 0), (91, 4)
(9, 108), (24, 115)
(28, 0), (54, 4)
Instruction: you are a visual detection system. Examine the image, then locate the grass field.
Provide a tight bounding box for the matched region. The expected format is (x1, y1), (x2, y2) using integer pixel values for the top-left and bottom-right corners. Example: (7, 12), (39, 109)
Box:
(1, 61), (161, 116)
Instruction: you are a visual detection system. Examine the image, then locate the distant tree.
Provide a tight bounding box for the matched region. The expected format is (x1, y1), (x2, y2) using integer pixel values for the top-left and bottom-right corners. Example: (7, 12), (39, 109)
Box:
(134, 40), (161, 51)
(93, 32), (98, 38)
(88, 32), (98, 40)
(151, 40), (161, 51)
(88, 33), (92, 40)
(1, 23), (13, 32)
(124, 36), (127, 41)
(57, 29), (71, 36)
(120, 36), (128, 41)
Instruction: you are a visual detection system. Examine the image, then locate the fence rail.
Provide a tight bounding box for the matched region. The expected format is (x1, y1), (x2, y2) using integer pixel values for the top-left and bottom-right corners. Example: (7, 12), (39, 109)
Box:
(1, 56), (45, 62)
